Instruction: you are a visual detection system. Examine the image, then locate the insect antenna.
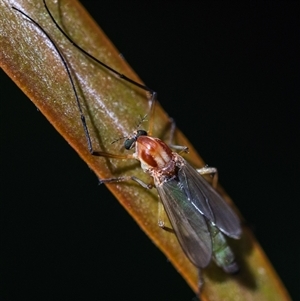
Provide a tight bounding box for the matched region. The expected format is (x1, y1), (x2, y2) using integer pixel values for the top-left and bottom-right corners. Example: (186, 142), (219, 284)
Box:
(111, 136), (128, 145)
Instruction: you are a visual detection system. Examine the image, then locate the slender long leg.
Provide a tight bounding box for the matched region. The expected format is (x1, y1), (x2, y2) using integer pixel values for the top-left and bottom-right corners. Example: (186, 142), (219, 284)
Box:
(157, 200), (174, 232)
(99, 175), (154, 189)
(12, 6), (133, 160)
(164, 118), (189, 154)
(12, 7), (98, 155)
(146, 91), (158, 136)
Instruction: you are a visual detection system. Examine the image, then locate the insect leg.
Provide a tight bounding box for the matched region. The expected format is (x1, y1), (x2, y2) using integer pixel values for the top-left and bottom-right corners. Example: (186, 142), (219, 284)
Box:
(164, 118), (189, 154)
(146, 91), (157, 136)
(12, 7), (129, 160)
(99, 176), (154, 190)
(11, 7), (98, 153)
(197, 269), (204, 299)
(197, 166), (218, 189)
(157, 201), (165, 228)
(157, 201), (174, 232)
(131, 176), (154, 189)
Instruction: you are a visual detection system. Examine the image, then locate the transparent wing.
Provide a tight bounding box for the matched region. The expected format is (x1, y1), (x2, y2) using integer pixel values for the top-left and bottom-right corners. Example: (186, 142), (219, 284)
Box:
(156, 178), (212, 268)
(177, 158), (242, 239)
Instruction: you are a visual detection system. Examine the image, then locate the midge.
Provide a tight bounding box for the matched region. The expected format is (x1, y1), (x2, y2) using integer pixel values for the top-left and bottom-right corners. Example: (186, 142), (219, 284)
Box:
(13, 1), (242, 276)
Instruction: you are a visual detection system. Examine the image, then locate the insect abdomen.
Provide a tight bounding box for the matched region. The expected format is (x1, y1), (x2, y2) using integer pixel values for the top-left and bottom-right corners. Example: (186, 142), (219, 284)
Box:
(208, 223), (239, 274)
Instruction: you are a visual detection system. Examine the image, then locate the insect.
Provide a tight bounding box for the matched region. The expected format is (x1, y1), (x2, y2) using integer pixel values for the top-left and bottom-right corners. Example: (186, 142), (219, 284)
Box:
(13, 0), (241, 277)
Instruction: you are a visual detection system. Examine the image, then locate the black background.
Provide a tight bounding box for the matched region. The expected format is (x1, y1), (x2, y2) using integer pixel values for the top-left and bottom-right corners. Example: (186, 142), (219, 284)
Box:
(1, 2), (299, 300)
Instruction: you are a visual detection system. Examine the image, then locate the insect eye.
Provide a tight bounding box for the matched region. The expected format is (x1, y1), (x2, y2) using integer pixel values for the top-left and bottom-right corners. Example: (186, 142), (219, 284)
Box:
(124, 138), (136, 150)
(136, 130), (147, 137)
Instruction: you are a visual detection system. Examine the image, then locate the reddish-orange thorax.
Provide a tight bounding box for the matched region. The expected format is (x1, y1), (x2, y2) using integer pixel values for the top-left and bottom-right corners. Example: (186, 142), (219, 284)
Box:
(134, 136), (175, 176)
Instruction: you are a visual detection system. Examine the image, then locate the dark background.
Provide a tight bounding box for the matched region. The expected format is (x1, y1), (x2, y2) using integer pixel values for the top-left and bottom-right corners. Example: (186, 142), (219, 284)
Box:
(1, 2), (299, 300)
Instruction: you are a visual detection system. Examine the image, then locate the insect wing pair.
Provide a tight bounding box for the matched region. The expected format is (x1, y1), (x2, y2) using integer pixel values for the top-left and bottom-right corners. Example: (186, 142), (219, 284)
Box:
(156, 154), (241, 271)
